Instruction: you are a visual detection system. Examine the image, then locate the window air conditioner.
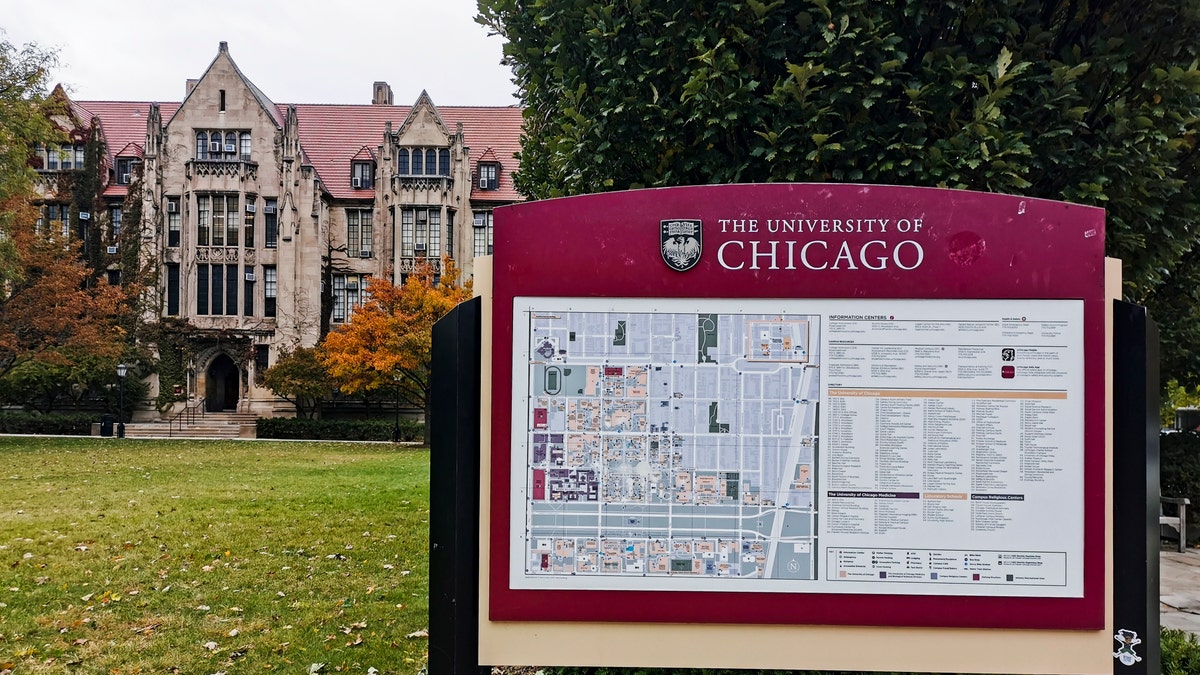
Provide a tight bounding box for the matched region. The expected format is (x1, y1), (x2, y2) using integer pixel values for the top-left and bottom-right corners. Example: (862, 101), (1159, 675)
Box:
(106, 246), (118, 254)
(210, 141), (221, 153)
(347, 280), (358, 289)
(360, 250), (371, 258)
(79, 211), (90, 220)
(414, 243), (426, 252)
(245, 204), (256, 213)
(351, 177), (362, 189)
(245, 272), (256, 281)
(225, 144), (236, 153)
(166, 201), (178, 213)
(263, 205), (276, 214)
(121, 173), (131, 184)
(479, 176), (487, 189)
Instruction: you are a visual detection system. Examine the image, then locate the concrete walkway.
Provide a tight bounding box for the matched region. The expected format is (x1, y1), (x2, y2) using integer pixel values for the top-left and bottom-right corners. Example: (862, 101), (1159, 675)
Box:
(1161, 548), (1200, 635)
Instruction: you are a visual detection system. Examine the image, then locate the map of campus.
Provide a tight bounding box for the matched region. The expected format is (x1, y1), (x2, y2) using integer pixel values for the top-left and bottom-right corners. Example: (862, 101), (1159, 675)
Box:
(516, 303), (821, 585)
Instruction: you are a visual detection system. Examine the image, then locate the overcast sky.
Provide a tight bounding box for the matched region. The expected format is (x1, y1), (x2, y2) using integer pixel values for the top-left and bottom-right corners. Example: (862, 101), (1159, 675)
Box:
(3, 0), (519, 107)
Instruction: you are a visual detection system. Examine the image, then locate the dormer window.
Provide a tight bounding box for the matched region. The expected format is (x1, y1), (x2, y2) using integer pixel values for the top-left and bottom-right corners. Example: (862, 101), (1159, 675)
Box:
(115, 157), (136, 185)
(478, 163), (499, 190)
(351, 162), (374, 190)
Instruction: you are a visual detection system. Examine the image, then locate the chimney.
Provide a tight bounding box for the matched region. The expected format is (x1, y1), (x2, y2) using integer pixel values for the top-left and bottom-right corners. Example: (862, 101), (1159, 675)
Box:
(372, 81), (393, 105)
(186, 79), (199, 97)
(219, 41), (229, 53)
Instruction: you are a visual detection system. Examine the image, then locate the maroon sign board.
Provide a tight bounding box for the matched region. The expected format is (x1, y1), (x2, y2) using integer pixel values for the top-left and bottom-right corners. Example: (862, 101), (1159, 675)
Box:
(488, 183), (1106, 630)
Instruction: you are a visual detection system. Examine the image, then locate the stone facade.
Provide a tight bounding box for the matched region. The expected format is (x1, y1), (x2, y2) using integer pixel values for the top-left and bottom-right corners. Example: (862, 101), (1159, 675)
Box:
(42, 42), (522, 417)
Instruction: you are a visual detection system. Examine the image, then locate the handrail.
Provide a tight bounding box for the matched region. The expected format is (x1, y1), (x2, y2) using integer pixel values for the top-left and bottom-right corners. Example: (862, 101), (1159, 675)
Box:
(168, 397), (205, 437)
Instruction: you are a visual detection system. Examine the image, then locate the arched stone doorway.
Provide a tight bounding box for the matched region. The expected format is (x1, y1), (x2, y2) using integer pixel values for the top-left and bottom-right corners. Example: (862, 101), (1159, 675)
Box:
(205, 353), (241, 412)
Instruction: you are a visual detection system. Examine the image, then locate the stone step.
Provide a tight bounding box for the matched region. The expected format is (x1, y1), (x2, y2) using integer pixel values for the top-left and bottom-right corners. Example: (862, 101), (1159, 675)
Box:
(121, 412), (258, 439)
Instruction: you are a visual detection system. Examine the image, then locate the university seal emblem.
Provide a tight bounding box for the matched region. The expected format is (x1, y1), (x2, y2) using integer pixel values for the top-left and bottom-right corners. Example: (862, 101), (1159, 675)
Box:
(661, 219), (703, 272)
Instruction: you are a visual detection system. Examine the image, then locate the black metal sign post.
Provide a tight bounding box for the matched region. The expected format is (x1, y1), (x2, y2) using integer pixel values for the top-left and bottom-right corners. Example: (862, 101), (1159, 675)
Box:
(1112, 300), (1160, 673)
(429, 298), (488, 675)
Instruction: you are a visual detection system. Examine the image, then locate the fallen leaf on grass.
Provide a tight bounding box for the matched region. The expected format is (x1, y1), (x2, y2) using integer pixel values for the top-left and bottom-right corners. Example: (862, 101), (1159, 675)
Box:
(71, 638), (88, 646)
(345, 634), (363, 647)
(203, 640), (219, 651)
(133, 623), (161, 635)
(307, 664), (325, 674)
(227, 628), (239, 637)
(405, 629), (428, 639)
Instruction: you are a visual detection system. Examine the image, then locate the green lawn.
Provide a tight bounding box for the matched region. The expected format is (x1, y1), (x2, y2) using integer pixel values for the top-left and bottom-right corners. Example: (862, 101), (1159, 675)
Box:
(0, 437), (430, 674)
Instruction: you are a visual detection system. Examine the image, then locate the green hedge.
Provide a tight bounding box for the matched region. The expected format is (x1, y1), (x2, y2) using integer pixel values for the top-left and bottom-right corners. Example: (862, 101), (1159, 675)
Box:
(0, 412), (95, 435)
(256, 417), (423, 442)
(1161, 431), (1200, 528)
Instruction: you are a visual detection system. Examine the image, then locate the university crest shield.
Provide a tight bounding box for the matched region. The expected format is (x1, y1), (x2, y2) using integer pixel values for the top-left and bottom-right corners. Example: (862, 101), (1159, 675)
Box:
(660, 219), (703, 272)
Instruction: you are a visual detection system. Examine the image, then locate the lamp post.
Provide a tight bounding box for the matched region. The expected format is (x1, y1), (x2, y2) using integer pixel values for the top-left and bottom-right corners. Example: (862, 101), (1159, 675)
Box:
(392, 373), (402, 443)
(116, 363), (128, 438)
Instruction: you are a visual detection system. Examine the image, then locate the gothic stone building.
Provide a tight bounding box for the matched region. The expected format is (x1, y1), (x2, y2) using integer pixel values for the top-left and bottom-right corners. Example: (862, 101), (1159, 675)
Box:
(45, 42), (521, 416)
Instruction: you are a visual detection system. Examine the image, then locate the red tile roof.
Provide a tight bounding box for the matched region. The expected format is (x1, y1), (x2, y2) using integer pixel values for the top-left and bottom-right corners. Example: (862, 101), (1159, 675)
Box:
(78, 101), (181, 199)
(75, 100), (523, 203)
(287, 103), (524, 201)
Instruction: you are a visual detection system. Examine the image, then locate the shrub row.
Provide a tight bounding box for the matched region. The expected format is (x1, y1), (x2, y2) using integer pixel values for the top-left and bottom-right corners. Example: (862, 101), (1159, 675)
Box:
(256, 416), (423, 442)
(0, 412), (95, 435)
(1161, 431), (1200, 527)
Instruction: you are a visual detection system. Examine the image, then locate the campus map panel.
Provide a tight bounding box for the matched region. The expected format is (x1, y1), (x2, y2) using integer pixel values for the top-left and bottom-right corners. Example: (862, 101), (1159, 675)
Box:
(509, 298), (1085, 597)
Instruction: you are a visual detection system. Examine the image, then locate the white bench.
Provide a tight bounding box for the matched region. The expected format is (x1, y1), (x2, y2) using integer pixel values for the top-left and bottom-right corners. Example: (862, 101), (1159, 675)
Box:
(1162, 497), (1190, 552)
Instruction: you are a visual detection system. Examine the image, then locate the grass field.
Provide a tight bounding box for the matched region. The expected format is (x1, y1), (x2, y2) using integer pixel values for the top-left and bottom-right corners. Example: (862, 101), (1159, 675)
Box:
(0, 437), (430, 674)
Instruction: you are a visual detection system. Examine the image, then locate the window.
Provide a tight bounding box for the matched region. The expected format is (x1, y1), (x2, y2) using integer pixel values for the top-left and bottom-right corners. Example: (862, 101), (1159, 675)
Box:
(197, 195), (210, 246)
(332, 274), (367, 323)
(167, 197), (181, 247)
(107, 270), (120, 286)
(243, 198), (255, 248)
(39, 204), (71, 238)
(397, 147), (451, 175)
(264, 198), (278, 248)
(197, 194), (239, 246)
(166, 263), (180, 315)
(264, 266), (276, 317)
(244, 271), (254, 316)
(351, 162), (374, 189)
(478, 163), (499, 190)
(225, 265), (238, 315)
(347, 209), (373, 258)
(109, 206), (122, 240)
(39, 144), (85, 171)
(211, 264), (224, 314)
(115, 157), (136, 185)
(219, 89), (226, 112)
(196, 130), (250, 160)
(447, 210), (454, 251)
(254, 345), (269, 385)
(400, 207), (440, 257)
(473, 211), (494, 257)
(196, 264), (241, 316)
(197, 265), (209, 315)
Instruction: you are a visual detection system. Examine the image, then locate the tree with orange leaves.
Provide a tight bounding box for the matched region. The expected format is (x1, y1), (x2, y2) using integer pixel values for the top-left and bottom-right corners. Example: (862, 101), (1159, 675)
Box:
(0, 37), (132, 403)
(319, 257), (472, 442)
